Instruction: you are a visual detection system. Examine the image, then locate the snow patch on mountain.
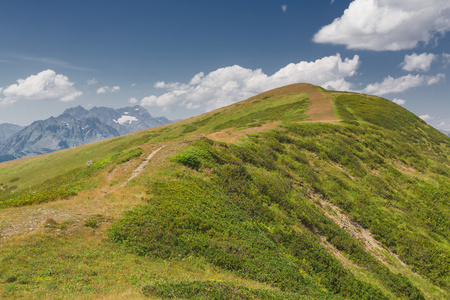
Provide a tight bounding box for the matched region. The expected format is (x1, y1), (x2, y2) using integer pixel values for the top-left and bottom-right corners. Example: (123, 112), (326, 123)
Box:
(115, 115), (138, 125)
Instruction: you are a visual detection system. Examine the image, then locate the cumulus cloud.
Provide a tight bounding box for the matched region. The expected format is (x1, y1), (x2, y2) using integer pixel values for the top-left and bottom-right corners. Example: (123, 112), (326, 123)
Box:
(141, 54), (360, 112)
(361, 73), (445, 95)
(313, 0), (450, 51)
(400, 53), (436, 72)
(419, 114), (433, 121)
(0, 69), (82, 105)
(96, 87), (107, 94)
(392, 98), (406, 105)
(281, 5), (287, 13)
(129, 97), (138, 104)
(96, 85), (120, 94)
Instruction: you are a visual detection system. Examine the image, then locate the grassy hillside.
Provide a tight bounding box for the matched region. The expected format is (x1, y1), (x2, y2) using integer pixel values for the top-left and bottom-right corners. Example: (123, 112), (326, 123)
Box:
(0, 83), (449, 299)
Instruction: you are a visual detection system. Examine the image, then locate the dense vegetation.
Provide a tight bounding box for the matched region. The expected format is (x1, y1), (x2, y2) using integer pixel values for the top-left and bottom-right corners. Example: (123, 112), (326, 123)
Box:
(1, 84), (449, 299)
(110, 93), (450, 298)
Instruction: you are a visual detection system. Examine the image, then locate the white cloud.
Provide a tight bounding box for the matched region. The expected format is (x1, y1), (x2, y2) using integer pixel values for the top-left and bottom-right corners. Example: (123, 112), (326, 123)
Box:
(401, 53), (436, 72)
(1, 69), (82, 104)
(141, 54), (360, 112)
(96, 87), (107, 94)
(361, 73), (445, 95)
(423, 117), (450, 131)
(435, 121), (450, 131)
(417, 117), (450, 131)
(129, 97), (138, 104)
(115, 115), (138, 125)
(281, 5), (287, 13)
(313, 0), (450, 51)
(87, 78), (98, 85)
(96, 85), (120, 94)
(419, 114), (433, 121)
(392, 98), (406, 105)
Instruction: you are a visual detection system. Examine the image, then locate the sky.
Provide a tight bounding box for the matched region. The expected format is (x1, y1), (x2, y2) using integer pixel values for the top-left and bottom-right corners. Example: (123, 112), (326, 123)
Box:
(1, 0), (450, 131)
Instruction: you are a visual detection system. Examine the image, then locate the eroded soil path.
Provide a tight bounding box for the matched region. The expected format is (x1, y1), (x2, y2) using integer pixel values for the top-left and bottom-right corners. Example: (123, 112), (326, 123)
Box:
(300, 84), (339, 122)
(118, 145), (165, 188)
(309, 189), (415, 274)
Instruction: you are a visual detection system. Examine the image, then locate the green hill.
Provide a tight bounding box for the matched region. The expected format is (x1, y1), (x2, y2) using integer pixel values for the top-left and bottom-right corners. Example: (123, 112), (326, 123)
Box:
(0, 83), (449, 299)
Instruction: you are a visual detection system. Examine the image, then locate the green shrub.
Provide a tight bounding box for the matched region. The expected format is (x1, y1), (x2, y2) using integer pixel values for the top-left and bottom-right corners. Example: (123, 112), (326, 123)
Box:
(142, 280), (329, 299)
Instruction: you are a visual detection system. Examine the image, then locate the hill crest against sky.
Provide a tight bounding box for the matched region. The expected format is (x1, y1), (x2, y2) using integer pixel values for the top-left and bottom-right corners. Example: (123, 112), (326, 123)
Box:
(0, 84), (449, 299)
(1, 1), (450, 132)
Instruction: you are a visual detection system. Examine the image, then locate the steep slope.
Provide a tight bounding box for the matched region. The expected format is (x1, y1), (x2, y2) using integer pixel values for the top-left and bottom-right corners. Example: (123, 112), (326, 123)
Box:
(0, 105), (171, 162)
(0, 123), (23, 143)
(0, 83), (449, 299)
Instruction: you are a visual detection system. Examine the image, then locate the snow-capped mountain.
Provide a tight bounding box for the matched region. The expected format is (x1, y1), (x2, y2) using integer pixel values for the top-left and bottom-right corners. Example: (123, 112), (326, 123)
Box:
(87, 105), (170, 135)
(0, 106), (172, 162)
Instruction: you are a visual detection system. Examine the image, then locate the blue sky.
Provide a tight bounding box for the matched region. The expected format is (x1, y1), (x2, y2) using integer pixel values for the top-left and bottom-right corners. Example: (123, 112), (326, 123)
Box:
(1, 0), (450, 131)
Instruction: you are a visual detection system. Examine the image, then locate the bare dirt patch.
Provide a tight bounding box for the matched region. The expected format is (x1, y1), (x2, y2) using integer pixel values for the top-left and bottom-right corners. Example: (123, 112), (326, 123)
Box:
(392, 161), (418, 175)
(301, 85), (340, 123)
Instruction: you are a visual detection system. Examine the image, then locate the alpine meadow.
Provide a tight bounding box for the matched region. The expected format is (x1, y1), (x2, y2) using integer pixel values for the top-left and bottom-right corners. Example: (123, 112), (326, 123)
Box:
(0, 83), (449, 299)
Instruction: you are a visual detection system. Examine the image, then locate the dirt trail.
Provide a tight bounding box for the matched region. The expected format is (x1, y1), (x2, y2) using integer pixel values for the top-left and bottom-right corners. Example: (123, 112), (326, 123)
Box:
(207, 83), (339, 143)
(309, 190), (413, 273)
(0, 145), (166, 241)
(118, 145), (165, 187)
(301, 85), (339, 122)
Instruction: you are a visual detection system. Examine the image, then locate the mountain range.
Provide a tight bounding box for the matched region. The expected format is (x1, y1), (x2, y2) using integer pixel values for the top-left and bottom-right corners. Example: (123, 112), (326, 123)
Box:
(0, 105), (171, 162)
(0, 123), (23, 143)
(0, 84), (449, 299)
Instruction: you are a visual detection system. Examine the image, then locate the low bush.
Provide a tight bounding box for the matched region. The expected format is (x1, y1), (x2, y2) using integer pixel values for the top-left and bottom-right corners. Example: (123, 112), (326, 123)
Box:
(142, 280), (332, 299)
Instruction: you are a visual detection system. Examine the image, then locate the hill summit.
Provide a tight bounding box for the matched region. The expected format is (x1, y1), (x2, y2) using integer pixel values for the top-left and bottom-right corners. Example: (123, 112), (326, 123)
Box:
(0, 83), (449, 299)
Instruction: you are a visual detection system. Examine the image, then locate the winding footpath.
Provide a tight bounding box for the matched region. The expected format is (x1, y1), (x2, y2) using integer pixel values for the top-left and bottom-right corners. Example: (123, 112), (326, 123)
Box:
(118, 145), (165, 188)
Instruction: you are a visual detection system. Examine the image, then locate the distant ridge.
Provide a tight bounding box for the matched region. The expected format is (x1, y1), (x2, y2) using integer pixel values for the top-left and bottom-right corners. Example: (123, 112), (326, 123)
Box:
(0, 123), (23, 143)
(0, 105), (172, 162)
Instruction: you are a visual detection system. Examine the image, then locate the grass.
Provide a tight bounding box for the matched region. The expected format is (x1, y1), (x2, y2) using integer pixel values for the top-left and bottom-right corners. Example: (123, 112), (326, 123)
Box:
(0, 147), (143, 208)
(0, 84), (449, 299)
(142, 280), (330, 299)
(0, 90), (309, 196)
(111, 131), (447, 298)
(1, 224), (280, 299)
